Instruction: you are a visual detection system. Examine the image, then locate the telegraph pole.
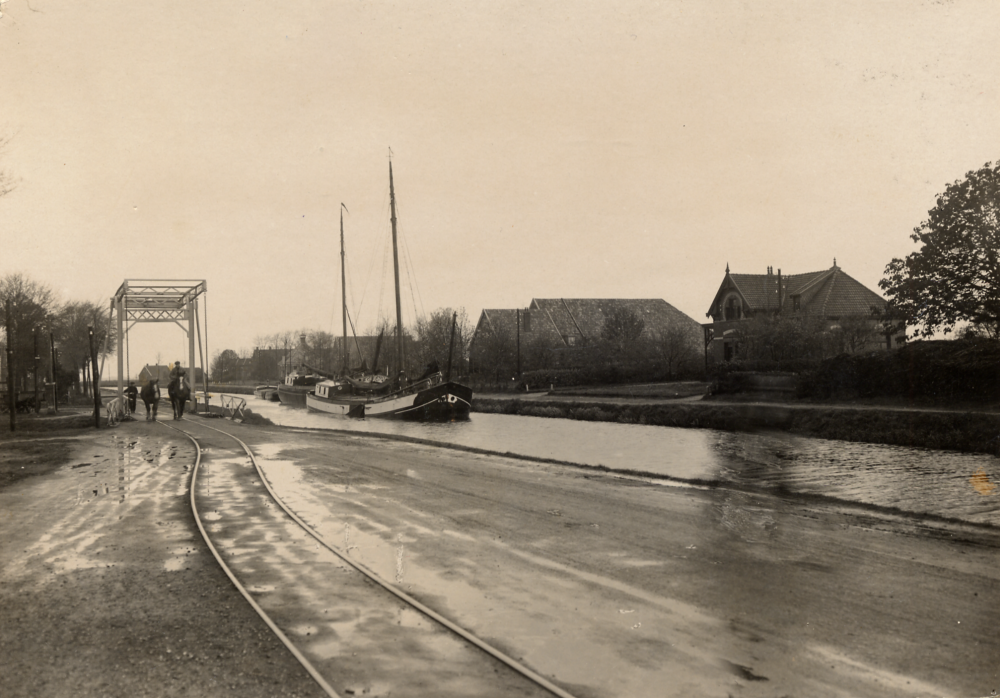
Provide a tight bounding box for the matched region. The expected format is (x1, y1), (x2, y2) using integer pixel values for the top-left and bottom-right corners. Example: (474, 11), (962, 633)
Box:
(516, 309), (521, 377)
(33, 330), (39, 414)
(50, 331), (57, 413)
(5, 299), (14, 431)
(88, 327), (100, 428)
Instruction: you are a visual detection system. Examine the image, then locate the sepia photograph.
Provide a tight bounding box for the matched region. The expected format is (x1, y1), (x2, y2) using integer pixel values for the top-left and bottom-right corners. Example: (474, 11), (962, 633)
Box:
(1, 1), (998, 696)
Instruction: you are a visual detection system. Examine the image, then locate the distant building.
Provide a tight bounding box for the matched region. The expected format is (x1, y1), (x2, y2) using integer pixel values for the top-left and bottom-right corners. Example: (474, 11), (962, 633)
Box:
(704, 261), (897, 362)
(330, 336), (382, 372)
(250, 347), (283, 382)
(471, 298), (703, 371)
(138, 364), (205, 385)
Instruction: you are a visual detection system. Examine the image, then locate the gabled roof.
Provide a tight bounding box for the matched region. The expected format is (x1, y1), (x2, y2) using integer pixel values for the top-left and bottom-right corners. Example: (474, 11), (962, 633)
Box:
(475, 309), (521, 338)
(708, 264), (885, 318)
(529, 299), (700, 344)
(474, 300), (703, 348)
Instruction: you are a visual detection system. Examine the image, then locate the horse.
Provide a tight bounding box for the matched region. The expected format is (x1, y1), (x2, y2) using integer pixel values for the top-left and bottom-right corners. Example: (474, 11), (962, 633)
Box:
(106, 396), (124, 427)
(168, 374), (191, 420)
(140, 379), (161, 421)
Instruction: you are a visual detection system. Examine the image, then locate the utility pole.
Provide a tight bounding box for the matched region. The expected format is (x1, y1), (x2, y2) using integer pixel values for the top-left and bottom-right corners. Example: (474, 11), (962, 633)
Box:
(33, 329), (39, 414)
(516, 309), (521, 377)
(88, 327), (100, 428)
(5, 299), (15, 432)
(50, 331), (57, 413)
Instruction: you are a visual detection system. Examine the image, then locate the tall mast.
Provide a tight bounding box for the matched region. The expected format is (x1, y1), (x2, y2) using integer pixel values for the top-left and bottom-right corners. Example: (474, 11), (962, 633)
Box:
(340, 204), (348, 373)
(389, 159), (405, 374)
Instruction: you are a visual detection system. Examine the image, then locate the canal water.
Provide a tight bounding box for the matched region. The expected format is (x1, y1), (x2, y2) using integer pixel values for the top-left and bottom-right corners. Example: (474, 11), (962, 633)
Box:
(219, 394), (1000, 527)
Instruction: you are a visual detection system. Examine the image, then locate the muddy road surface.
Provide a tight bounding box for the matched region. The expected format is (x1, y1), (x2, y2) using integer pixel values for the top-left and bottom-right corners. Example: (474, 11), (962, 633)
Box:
(1, 415), (998, 697)
(233, 420), (999, 698)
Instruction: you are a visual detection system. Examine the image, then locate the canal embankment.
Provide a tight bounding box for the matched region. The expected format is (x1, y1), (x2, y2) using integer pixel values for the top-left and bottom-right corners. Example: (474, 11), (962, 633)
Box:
(473, 395), (1000, 456)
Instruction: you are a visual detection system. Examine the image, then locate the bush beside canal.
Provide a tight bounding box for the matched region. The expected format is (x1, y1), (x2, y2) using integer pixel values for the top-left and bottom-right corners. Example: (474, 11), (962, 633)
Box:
(472, 397), (1000, 456)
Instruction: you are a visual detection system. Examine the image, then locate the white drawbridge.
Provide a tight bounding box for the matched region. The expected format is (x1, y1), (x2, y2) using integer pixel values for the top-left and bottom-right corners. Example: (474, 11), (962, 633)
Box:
(112, 280), (209, 411)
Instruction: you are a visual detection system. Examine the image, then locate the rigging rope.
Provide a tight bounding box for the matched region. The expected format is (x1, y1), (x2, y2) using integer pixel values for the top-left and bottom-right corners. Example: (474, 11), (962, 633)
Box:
(355, 186), (391, 331)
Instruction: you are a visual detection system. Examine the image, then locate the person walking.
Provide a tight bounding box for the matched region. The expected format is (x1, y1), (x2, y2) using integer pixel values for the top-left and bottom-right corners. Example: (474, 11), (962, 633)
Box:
(125, 381), (138, 415)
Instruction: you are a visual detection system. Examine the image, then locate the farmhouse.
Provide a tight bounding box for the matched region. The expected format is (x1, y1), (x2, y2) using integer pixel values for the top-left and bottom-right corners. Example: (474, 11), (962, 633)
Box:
(704, 261), (896, 362)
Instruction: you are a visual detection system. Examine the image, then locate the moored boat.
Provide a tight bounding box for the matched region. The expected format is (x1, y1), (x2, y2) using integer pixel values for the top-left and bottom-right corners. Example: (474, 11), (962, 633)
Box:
(307, 371), (472, 419)
(253, 384), (277, 399)
(277, 369), (322, 408)
(305, 158), (473, 419)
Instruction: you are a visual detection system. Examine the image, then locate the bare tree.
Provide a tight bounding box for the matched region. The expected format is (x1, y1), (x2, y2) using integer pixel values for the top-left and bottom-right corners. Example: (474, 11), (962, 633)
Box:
(649, 325), (700, 378)
(830, 310), (886, 354)
(415, 307), (472, 375)
(1, 274), (58, 393)
(600, 307), (645, 367)
(52, 300), (115, 394)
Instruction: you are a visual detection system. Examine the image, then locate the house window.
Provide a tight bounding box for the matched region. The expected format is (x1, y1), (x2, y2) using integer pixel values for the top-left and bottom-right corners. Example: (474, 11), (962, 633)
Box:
(567, 335), (577, 346)
(793, 297), (800, 312)
(724, 296), (742, 321)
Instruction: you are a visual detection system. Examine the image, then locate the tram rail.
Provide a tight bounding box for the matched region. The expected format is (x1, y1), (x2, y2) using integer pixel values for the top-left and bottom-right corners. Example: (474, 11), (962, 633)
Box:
(160, 416), (578, 698)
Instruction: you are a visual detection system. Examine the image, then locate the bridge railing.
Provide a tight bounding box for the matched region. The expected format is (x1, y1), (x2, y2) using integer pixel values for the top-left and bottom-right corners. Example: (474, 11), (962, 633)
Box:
(220, 394), (247, 421)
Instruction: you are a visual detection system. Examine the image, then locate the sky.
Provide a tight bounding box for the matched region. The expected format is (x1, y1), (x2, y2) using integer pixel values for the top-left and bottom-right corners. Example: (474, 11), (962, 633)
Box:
(1, 0), (998, 377)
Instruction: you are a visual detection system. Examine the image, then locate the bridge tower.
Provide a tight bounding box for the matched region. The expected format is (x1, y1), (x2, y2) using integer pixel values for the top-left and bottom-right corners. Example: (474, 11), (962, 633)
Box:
(112, 280), (208, 409)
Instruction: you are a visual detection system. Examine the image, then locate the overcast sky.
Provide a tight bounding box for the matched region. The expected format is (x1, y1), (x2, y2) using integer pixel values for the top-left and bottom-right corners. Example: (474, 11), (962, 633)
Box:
(2, 0), (998, 375)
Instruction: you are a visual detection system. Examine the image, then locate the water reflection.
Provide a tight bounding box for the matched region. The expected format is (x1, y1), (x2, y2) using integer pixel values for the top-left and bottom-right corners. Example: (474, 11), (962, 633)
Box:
(225, 395), (1000, 526)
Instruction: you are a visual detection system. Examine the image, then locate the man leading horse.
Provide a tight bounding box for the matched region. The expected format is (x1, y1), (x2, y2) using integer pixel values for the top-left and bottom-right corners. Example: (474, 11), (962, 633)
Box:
(168, 361), (191, 420)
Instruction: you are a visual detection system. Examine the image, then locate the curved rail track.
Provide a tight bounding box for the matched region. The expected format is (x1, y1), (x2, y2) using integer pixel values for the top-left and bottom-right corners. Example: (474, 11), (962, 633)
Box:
(160, 416), (578, 698)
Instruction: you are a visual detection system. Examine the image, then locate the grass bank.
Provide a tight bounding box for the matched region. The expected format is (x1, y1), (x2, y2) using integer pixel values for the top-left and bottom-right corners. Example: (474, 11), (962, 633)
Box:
(473, 398), (1000, 456)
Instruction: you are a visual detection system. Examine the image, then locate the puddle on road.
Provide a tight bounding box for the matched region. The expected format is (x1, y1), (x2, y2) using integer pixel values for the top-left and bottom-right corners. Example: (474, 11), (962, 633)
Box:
(9, 431), (198, 582)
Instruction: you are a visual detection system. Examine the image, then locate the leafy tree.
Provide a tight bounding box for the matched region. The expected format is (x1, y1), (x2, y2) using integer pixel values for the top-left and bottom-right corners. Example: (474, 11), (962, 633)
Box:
(880, 161), (1000, 339)
(600, 307), (645, 365)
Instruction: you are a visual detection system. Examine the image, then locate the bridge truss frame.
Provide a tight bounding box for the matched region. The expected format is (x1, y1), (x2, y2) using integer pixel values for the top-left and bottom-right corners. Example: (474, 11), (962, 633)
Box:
(112, 279), (208, 408)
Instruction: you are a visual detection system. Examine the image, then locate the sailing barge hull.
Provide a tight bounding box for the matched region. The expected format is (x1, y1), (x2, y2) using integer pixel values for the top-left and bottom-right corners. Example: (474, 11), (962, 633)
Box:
(306, 382), (472, 420)
(277, 384), (312, 408)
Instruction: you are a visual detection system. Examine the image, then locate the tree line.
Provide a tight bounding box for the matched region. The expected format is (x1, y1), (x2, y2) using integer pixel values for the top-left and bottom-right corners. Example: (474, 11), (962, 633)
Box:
(1, 273), (116, 410)
(210, 308), (475, 384)
(468, 306), (704, 388)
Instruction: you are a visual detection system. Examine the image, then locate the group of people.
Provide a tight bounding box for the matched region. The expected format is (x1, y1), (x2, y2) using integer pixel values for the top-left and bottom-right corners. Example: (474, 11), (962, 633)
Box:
(122, 361), (188, 419)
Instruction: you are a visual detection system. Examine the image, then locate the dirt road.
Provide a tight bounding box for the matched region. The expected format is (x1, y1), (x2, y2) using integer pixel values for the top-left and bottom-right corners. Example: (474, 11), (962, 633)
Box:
(2, 415), (998, 697)
(239, 421), (999, 697)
